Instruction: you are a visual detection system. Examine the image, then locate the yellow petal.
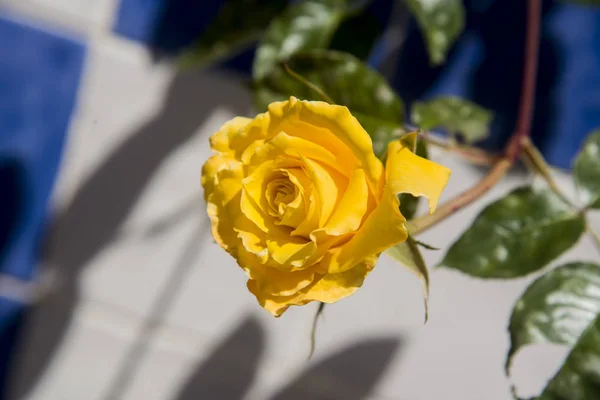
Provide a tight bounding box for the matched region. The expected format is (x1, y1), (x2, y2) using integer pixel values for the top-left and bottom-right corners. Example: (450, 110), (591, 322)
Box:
(265, 178), (295, 216)
(201, 156), (244, 252)
(254, 131), (353, 177)
(240, 186), (269, 233)
(277, 189), (305, 228)
(209, 117), (252, 153)
(304, 255), (377, 302)
(266, 235), (317, 269)
(324, 137), (451, 274)
(323, 182), (408, 273)
(300, 155), (346, 227)
(267, 97), (383, 194)
(240, 161), (277, 232)
(238, 248), (318, 297)
(248, 255), (378, 317)
(386, 137), (451, 214)
(265, 170), (307, 229)
(210, 113), (271, 158)
(234, 213), (268, 263)
(321, 168), (369, 235)
(282, 166), (320, 238)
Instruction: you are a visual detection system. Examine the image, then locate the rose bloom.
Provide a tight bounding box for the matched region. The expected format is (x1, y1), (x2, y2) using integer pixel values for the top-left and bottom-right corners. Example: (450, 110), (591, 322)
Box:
(201, 97), (450, 317)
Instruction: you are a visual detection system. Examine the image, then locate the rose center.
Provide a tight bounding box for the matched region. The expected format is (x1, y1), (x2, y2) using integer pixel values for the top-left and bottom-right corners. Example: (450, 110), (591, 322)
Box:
(263, 169), (309, 230)
(266, 178), (296, 215)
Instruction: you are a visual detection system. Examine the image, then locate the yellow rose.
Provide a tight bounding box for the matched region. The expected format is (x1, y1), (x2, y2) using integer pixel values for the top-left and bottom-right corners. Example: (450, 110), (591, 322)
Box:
(201, 97), (450, 317)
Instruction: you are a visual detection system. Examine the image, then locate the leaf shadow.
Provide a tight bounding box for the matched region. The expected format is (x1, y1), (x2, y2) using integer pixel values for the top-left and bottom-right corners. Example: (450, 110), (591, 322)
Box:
(269, 337), (403, 400)
(6, 69), (251, 400)
(174, 316), (264, 400)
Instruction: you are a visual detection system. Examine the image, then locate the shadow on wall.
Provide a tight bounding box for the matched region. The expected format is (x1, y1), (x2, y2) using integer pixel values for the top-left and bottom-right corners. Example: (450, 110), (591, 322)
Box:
(5, 69), (250, 400)
(4, 67), (406, 400)
(5, 1), (404, 396)
(173, 316), (402, 400)
(174, 317), (265, 400)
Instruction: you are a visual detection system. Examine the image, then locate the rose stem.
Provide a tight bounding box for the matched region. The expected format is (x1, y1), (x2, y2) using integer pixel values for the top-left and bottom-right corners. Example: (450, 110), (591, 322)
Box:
(409, 0), (542, 235)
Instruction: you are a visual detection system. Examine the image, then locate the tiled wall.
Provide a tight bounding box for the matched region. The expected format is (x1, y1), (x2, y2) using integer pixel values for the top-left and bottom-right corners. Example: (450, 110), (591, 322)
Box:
(0, 7), (87, 390)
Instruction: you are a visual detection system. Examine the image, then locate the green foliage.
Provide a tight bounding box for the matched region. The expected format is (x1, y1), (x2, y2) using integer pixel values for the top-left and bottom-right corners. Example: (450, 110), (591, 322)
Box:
(441, 186), (586, 278)
(506, 262), (600, 373)
(536, 314), (600, 400)
(353, 113), (405, 158)
(254, 49), (406, 158)
(411, 96), (493, 143)
(574, 130), (600, 209)
(404, 0), (466, 65)
(178, 0), (288, 68)
(254, 50), (404, 121)
(252, 0), (346, 81)
(385, 235), (430, 322)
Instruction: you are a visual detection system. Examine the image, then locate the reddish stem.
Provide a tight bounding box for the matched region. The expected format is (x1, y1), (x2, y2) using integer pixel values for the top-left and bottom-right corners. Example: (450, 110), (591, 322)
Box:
(409, 0), (543, 234)
(505, 0), (542, 161)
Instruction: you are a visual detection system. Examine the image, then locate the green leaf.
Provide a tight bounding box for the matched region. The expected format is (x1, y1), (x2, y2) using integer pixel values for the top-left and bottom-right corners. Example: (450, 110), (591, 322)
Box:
(411, 96), (493, 143)
(404, 0), (465, 65)
(254, 50), (405, 122)
(574, 130), (600, 209)
(252, 0), (346, 81)
(506, 262), (600, 374)
(178, 0), (288, 68)
(441, 186), (586, 278)
(537, 314), (600, 400)
(353, 113), (405, 158)
(385, 235), (430, 322)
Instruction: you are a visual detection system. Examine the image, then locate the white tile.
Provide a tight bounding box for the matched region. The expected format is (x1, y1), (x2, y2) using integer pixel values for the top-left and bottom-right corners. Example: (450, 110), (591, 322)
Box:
(51, 44), (172, 209)
(121, 316), (267, 400)
(0, 0), (120, 39)
(509, 343), (569, 399)
(47, 38), (254, 321)
(79, 209), (202, 318)
(247, 332), (408, 400)
(9, 300), (138, 400)
(4, 0), (120, 33)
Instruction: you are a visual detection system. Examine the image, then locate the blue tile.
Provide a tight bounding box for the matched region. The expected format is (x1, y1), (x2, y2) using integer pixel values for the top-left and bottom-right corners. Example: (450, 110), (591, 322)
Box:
(0, 14), (85, 395)
(113, 0), (165, 43)
(539, 5), (600, 169)
(113, 0), (221, 53)
(0, 13), (86, 281)
(391, 0), (600, 167)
